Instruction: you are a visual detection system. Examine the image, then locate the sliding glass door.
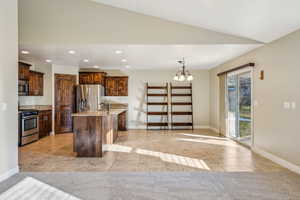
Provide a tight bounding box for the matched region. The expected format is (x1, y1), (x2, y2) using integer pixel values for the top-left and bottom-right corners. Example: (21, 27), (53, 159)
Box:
(226, 70), (252, 145)
(227, 74), (238, 138)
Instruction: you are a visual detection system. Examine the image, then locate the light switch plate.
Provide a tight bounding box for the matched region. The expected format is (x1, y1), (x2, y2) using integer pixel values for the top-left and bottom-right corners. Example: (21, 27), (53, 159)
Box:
(291, 102), (296, 109)
(284, 102), (290, 109)
(0, 102), (7, 111)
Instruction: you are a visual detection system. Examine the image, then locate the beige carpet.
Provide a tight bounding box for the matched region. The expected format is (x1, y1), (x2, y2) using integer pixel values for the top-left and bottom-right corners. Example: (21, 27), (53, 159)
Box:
(0, 172), (300, 200)
(0, 177), (80, 200)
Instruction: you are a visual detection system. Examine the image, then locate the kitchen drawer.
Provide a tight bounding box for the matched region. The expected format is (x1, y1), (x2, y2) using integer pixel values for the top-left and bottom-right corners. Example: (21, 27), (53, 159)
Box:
(22, 133), (39, 145)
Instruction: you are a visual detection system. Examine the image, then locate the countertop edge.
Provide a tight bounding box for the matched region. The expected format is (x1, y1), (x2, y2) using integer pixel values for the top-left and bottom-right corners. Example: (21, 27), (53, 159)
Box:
(72, 109), (127, 117)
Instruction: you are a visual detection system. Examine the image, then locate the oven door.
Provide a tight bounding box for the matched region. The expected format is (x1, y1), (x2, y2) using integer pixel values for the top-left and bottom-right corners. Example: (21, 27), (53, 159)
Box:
(22, 115), (39, 136)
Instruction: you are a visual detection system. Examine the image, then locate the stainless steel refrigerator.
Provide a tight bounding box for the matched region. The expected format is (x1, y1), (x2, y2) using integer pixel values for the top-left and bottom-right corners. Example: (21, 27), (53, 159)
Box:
(76, 85), (105, 112)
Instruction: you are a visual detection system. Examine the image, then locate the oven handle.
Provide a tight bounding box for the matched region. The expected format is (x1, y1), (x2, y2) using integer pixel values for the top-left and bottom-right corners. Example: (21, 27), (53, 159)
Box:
(22, 115), (39, 120)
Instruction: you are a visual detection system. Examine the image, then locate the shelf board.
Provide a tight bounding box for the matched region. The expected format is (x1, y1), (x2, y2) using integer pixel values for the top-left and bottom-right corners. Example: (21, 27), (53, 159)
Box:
(171, 86), (191, 89)
(172, 123), (193, 126)
(171, 94), (192, 96)
(147, 112), (168, 115)
(147, 123), (168, 126)
(171, 112), (193, 115)
(147, 102), (168, 105)
(148, 86), (167, 89)
(171, 102), (192, 105)
(147, 94), (168, 96)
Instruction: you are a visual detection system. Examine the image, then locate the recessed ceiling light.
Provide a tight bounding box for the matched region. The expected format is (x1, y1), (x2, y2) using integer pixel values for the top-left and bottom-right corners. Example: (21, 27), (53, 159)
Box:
(68, 50), (76, 54)
(115, 50), (123, 54)
(125, 65), (131, 69)
(45, 59), (52, 63)
(121, 59), (127, 62)
(83, 59), (89, 63)
(93, 65), (100, 68)
(21, 50), (30, 54)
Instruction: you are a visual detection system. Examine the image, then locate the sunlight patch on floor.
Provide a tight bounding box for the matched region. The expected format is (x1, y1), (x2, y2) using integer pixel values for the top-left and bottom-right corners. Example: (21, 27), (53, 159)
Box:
(180, 133), (228, 141)
(135, 148), (210, 170)
(103, 144), (133, 153)
(176, 137), (237, 147)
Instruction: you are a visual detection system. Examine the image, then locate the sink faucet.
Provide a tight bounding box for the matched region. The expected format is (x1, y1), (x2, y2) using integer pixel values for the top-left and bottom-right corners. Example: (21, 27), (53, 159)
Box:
(100, 102), (111, 112)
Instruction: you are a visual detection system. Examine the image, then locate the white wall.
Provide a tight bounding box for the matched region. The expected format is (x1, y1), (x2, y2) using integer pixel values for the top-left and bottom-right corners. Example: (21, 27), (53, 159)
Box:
(104, 69), (210, 129)
(0, 0), (19, 181)
(210, 29), (300, 168)
(19, 62), (52, 106)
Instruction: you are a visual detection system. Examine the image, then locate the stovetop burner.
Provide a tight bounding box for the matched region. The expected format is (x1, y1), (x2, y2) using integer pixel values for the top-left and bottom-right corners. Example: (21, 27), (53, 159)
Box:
(19, 110), (39, 117)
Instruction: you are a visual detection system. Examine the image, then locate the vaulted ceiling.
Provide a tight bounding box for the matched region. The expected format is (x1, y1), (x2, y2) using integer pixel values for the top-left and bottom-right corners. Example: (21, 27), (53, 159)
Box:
(92, 0), (300, 43)
(19, 0), (299, 70)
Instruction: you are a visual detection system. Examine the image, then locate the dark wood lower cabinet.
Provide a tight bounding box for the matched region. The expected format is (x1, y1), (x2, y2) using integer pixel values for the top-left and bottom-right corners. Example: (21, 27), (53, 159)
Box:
(39, 110), (52, 138)
(118, 111), (127, 131)
(73, 115), (118, 157)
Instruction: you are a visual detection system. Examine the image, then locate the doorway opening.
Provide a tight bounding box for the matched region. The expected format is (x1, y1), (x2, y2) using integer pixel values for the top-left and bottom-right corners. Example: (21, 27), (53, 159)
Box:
(226, 69), (253, 147)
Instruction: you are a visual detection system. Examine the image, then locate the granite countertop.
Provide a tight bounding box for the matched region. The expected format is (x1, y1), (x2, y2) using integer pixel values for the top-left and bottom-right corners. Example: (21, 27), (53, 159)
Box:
(19, 105), (52, 111)
(72, 109), (127, 117)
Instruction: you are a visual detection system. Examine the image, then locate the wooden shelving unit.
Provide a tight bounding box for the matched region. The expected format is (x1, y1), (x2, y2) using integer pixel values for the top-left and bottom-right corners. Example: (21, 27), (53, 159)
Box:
(146, 83), (169, 130)
(170, 83), (193, 130)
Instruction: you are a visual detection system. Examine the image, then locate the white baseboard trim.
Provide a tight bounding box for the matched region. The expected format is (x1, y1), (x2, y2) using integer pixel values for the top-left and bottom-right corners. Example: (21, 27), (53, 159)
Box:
(128, 126), (146, 130)
(193, 125), (210, 129)
(128, 125), (212, 130)
(0, 166), (19, 183)
(252, 147), (300, 175)
(209, 127), (219, 133)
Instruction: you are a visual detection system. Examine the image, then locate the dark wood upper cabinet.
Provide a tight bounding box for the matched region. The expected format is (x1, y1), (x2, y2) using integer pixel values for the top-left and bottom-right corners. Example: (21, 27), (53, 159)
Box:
(93, 73), (106, 85)
(105, 77), (118, 96)
(79, 72), (94, 84)
(79, 72), (106, 85)
(79, 72), (128, 96)
(19, 62), (44, 96)
(19, 62), (31, 80)
(117, 77), (128, 96)
(105, 76), (128, 96)
(29, 71), (44, 96)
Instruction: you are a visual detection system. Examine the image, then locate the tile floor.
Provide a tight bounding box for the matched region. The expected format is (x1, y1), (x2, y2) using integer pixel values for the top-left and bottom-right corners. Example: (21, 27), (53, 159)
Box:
(19, 129), (286, 172)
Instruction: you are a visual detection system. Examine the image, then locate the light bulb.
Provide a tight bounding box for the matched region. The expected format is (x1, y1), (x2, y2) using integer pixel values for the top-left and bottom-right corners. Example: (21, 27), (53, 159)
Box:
(68, 50), (76, 54)
(173, 75), (179, 81)
(187, 75), (194, 81)
(179, 74), (185, 81)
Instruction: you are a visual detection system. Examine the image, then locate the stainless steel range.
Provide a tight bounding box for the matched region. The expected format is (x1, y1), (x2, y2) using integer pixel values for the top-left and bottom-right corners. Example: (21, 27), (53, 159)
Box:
(19, 110), (39, 146)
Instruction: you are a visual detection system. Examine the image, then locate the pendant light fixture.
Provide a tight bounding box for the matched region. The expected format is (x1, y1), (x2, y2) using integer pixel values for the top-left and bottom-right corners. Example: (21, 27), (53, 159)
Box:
(173, 58), (193, 81)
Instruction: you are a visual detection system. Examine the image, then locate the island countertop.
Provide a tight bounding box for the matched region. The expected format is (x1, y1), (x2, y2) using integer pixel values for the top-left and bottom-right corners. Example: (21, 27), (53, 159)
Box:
(72, 109), (127, 117)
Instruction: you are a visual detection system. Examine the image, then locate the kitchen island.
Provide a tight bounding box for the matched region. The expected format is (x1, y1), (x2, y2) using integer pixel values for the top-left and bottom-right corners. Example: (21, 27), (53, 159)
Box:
(72, 109), (126, 157)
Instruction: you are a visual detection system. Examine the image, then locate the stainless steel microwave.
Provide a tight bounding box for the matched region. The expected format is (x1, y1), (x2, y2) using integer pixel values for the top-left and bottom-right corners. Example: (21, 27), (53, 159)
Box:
(18, 80), (29, 96)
